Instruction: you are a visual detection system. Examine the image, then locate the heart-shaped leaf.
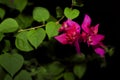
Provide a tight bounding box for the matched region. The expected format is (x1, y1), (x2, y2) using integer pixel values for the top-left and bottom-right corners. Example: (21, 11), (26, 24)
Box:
(33, 7), (50, 22)
(46, 22), (61, 39)
(64, 7), (80, 19)
(13, 0), (28, 12)
(27, 28), (46, 49)
(0, 18), (19, 33)
(0, 53), (24, 76)
(15, 31), (34, 52)
(14, 70), (32, 80)
(73, 64), (86, 79)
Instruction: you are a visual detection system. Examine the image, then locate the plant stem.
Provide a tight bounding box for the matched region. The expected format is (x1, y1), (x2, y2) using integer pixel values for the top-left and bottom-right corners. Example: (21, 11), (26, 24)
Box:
(18, 24), (45, 32)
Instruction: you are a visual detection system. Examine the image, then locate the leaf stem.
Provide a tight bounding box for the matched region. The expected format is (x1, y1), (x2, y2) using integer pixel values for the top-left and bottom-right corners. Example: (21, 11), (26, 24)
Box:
(18, 24), (45, 32)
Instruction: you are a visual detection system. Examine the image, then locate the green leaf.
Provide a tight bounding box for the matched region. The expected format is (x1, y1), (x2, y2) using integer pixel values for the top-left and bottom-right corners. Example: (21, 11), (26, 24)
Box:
(46, 22), (61, 39)
(56, 6), (63, 18)
(64, 7), (80, 19)
(37, 67), (47, 80)
(14, 70), (32, 80)
(0, 8), (5, 19)
(33, 7), (50, 22)
(27, 28), (46, 49)
(46, 61), (64, 76)
(15, 31), (33, 52)
(0, 0), (27, 12)
(72, 0), (84, 7)
(0, 32), (4, 41)
(15, 14), (33, 29)
(4, 74), (13, 80)
(13, 0), (28, 12)
(108, 47), (114, 56)
(0, 18), (19, 33)
(64, 72), (75, 80)
(47, 15), (57, 22)
(0, 53), (24, 76)
(73, 64), (86, 79)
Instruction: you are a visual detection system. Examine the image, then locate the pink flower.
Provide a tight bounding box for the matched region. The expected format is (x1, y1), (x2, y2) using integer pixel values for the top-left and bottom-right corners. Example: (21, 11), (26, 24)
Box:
(81, 14), (105, 57)
(55, 19), (81, 53)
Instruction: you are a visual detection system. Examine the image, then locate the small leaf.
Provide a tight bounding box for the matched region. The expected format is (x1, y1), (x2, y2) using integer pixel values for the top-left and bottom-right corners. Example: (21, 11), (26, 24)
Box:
(46, 22), (61, 39)
(46, 61), (64, 76)
(72, 0), (84, 7)
(73, 64), (86, 79)
(0, 32), (4, 41)
(27, 28), (46, 49)
(14, 70), (32, 80)
(33, 7), (50, 22)
(56, 6), (63, 18)
(0, 18), (19, 33)
(15, 14), (33, 29)
(64, 7), (80, 19)
(4, 74), (13, 80)
(15, 31), (33, 52)
(0, 53), (24, 76)
(108, 47), (114, 56)
(64, 72), (75, 80)
(13, 0), (28, 12)
(0, 8), (5, 19)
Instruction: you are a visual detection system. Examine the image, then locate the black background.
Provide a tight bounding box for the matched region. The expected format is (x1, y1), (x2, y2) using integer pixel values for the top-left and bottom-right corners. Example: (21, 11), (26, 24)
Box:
(80, 0), (119, 80)
(34, 0), (120, 79)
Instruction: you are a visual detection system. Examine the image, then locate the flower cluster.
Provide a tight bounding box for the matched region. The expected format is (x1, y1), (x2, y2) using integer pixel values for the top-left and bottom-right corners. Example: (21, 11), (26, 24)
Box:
(55, 14), (106, 57)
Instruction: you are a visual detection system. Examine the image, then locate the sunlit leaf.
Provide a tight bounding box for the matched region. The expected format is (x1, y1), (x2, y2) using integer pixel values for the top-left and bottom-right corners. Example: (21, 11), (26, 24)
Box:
(33, 7), (50, 22)
(46, 22), (61, 39)
(27, 28), (46, 49)
(15, 31), (34, 52)
(64, 7), (80, 19)
(0, 53), (24, 76)
(0, 18), (19, 33)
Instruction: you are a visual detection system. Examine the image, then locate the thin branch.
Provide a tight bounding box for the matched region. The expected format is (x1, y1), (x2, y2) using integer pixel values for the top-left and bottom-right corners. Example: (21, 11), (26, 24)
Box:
(18, 24), (45, 32)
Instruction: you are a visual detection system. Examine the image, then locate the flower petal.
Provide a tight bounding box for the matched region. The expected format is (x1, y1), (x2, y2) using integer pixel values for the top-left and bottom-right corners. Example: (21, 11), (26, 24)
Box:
(94, 47), (105, 57)
(81, 14), (91, 33)
(59, 19), (80, 33)
(55, 33), (68, 44)
(91, 24), (99, 34)
(90, 34), (104, 45)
